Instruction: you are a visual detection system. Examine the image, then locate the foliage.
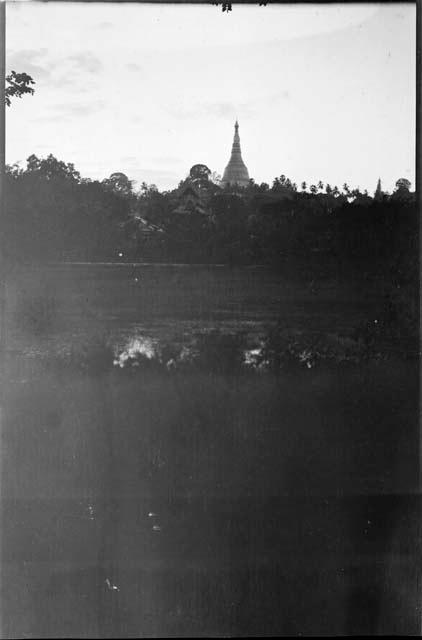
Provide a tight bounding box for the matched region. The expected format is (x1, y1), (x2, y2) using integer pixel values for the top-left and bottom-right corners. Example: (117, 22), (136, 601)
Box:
(4, 152), (417, 346)
(189, 164), (211, 185)
(257, 325), (380, 373)
(4, 155), (131, 263)
(102, 172), (135, 200)
(25, 153), (81, 181)
(36, 320), (414, 382)
(391, 178), (413, 202)
(5, 70), (35, 106)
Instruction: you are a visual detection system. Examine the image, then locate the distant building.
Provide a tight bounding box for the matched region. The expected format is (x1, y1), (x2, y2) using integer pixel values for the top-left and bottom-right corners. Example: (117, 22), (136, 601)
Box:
(173, 183), (207, 215)
(221, 121), (250, 188)
(374, 177), (383, 201)
(173, 164), (219, 215)
(132, 216), (164, 238)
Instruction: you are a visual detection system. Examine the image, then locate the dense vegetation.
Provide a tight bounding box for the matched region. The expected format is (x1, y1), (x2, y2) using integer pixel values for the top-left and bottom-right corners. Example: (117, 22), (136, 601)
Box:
(4, 156), (416, 268)
(4, 155), (418, 347)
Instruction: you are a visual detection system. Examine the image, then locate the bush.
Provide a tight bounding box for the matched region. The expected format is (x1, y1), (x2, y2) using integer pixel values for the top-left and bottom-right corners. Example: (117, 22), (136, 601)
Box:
(257, 324), (374, 373)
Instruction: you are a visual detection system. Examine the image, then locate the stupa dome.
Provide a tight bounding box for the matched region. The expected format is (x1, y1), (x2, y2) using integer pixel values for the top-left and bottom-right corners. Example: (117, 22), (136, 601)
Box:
(221, 121), (250, 188)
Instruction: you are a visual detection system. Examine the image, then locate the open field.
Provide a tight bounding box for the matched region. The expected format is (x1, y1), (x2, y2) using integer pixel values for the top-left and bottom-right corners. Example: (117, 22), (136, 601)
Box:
(1, 265), (419, 637)
(5, 263), (389, 354)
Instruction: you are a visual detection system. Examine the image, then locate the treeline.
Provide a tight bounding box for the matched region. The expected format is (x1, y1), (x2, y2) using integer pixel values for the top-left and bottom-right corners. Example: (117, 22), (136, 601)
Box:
(4, 154), (417, 341)
(4, 155), (417, 280)
(4, 155), (132, 263)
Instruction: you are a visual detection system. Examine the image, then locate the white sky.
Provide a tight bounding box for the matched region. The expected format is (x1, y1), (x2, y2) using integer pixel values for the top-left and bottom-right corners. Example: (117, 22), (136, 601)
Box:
(6, 1), (416, 193)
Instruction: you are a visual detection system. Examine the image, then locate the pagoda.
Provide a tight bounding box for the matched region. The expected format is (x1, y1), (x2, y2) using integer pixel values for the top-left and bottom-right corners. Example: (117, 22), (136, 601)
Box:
(374, 177), (383, 201)
(221, 120), (250, 188)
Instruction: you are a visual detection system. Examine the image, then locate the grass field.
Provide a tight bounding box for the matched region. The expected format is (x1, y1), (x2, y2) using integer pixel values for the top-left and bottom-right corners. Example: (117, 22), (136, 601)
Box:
(5, 263), (388, 352)
(1, 265), (419, 637)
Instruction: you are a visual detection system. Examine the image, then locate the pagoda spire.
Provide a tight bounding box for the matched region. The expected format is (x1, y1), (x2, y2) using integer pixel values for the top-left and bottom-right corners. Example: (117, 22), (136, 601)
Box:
(221, 120), (250, 188)
(374, 177), (383, 200)
(232, 120), (241, 151)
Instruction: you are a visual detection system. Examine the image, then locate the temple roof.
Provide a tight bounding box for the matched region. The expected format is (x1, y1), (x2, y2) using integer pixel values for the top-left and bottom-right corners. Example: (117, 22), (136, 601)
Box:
(221, 121), (250, 188)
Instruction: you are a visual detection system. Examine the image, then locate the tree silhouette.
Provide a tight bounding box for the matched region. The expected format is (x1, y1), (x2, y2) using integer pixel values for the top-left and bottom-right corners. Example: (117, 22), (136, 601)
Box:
(102, 172), (134, 198)
(5, 71), (35, 106)
(189, 164), (211, 182)
(25, 153), (81, 182)
(395, 178), (411, 192)
(391, 178), (412, 202)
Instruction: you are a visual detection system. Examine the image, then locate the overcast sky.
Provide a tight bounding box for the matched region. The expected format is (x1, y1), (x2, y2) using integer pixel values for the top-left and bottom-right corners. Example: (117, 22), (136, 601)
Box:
(6, 1), (416, 193)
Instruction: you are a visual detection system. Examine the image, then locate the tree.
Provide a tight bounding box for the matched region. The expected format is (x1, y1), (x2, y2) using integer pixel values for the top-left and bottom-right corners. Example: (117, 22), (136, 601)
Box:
(5, 70), (35, 106)
(391, 178), (412, 203)
(102, 172), (134, 198)
(25, 153), (81, 182)
(272, 174), (296, 193)
(189, 164), (211, 182)
(140, 181), (158, 195)
(209, 193), (250, 262)
(187, 164), (216, 195)
(5, 163), (23, 179)
(394, 178), (411, 192)
(3, 154), (132, 263)
(214, 2), (233, 12)
(135, 182), (171, 227)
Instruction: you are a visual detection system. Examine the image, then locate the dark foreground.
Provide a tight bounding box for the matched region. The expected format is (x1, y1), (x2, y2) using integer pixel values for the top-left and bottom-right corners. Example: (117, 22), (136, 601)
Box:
(1, 265), (420, 637)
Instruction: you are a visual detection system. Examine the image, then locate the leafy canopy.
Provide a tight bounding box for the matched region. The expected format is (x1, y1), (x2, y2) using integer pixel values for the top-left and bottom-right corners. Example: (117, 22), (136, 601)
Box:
(5, 70), (35, 106)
